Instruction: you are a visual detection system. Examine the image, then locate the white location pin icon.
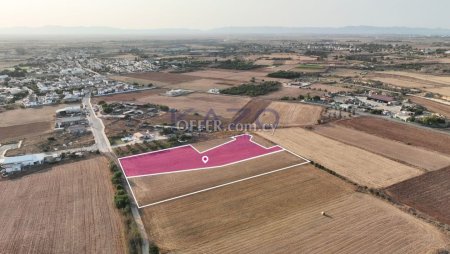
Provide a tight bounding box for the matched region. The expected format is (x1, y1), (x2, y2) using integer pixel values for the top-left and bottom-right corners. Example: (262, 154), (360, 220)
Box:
(202, 156), (209, 164)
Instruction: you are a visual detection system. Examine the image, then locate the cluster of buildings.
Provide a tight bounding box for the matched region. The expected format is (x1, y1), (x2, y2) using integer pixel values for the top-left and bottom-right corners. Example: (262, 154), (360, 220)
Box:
(84, 58), (157, 73)
(1, 48), (158, 108)
(55, 105), (89, 134)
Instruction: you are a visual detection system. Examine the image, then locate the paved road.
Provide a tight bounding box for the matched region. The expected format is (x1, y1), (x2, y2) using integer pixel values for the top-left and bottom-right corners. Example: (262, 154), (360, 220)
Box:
(83, 95), (150, 253)
(0, 141), (22, 158)
(83, 96), (112, 153)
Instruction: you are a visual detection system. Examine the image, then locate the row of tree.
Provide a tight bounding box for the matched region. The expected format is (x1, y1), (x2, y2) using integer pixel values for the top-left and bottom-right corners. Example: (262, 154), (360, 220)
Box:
(221, 81), (281, 96)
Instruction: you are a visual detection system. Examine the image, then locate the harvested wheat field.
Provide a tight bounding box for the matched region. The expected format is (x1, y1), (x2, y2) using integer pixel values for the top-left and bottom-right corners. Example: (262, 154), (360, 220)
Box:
(0, 121), (52, 142)
(129, 150), (304, 206)
(231, 99), (272, 124)
(141, 164), (449, 253)
(313, 124), (450, 171)
(337, 116), (450, 155)
(257, 101), (323, 127)
(0, 104), (75, 127)
(386, 166), (450, 225)
(136, 93), (250, 119)
(409, 96), (450, 118)
(0, 157), (126, 254)
(258, 128), (422, 188)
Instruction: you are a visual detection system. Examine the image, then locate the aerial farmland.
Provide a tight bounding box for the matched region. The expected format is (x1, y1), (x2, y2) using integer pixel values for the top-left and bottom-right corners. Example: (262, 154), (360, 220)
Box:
(1, 26), (450, 254)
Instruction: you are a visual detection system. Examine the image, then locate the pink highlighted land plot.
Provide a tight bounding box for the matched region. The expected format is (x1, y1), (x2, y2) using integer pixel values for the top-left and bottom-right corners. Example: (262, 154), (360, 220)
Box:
(119, 134), (283, 177)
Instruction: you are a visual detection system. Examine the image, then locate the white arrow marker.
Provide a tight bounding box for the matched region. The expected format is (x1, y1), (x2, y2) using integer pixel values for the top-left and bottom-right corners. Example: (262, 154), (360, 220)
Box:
(202, 156), (209, 164)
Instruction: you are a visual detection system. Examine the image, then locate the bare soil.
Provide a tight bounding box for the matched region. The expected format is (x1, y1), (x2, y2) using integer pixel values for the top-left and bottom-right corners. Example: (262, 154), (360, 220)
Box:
(336, 116), (450, 155)
(231, 99), (272, 124)
(386, 166), (450, 225)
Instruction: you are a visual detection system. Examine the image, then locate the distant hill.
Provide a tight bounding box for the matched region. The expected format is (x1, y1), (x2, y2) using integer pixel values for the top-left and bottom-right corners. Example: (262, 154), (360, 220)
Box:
(1, 26), (450, 36)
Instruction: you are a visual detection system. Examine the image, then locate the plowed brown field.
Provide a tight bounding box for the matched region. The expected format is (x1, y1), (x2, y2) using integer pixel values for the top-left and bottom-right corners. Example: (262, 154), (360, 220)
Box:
(386, 166), (450, 225)
(337, 116), (450, 155)
(0, 157), (126, 253)
(231, 99), (272, 124)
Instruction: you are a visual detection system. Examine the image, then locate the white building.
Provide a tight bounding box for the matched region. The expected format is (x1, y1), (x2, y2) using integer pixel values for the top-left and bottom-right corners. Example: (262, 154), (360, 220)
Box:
(207, 88), (221, 94)
(0, 75), (8, 83)
(0, 154), (45, 173)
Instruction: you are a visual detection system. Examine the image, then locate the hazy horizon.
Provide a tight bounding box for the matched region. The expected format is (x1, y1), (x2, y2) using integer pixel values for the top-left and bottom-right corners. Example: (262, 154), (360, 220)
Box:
(2, 0), (450, 30)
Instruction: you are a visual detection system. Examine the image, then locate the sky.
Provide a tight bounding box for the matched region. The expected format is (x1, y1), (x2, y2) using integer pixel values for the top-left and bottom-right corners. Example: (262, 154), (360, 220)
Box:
(1, 0), (450, 29)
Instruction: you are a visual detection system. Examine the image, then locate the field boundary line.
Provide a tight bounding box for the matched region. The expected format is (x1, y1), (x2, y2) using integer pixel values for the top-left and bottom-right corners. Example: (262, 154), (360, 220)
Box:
(119, 133), (281, 160)
(116, 134), (311, 208)
(126, 149), (286, 178)
(118, 159), (140, 208)
(138, 160), (310, 208)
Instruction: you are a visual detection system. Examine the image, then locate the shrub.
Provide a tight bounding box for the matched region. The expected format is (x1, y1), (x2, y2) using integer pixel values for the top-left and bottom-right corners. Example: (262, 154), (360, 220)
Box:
(114, 194), (130, 209)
